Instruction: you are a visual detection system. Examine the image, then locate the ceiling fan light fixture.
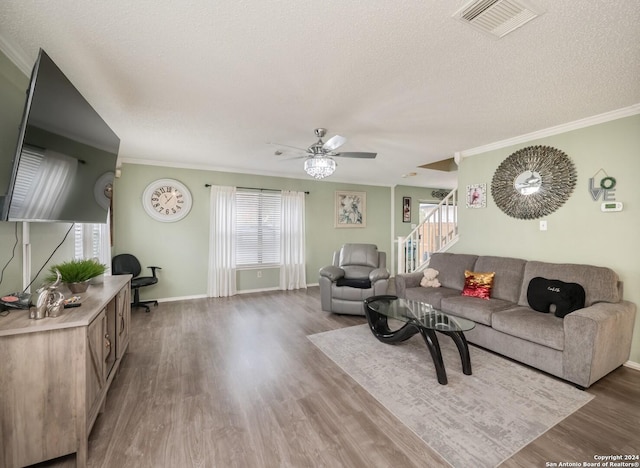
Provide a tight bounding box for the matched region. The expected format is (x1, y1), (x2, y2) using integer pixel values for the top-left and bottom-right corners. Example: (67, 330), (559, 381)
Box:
(304, 156), (336, 179)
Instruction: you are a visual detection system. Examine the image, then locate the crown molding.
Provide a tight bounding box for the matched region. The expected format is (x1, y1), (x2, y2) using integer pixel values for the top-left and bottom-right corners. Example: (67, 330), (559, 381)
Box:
(460, 104), (640, 158)
(119, 157), (397, 188)
(0, 34), (32, 75)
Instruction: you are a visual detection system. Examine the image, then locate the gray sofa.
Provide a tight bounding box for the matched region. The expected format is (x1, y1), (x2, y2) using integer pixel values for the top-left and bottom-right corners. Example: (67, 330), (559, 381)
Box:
(394, 252), (637, 388)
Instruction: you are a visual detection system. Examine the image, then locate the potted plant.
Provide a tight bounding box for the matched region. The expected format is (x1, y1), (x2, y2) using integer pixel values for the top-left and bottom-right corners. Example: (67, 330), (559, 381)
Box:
(46, 259), (108, 293)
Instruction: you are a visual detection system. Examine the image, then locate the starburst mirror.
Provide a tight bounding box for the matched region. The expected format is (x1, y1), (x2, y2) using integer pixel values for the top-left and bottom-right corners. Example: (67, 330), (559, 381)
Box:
(491, 146), (577, 220)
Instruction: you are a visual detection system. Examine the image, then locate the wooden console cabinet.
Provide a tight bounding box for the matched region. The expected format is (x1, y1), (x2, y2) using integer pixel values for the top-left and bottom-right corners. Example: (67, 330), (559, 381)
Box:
(0, 275), (132, 468)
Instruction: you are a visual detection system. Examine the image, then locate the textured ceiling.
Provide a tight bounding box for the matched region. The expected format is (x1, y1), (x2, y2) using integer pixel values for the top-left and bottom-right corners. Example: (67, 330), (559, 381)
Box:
(1, 0), (639, 188)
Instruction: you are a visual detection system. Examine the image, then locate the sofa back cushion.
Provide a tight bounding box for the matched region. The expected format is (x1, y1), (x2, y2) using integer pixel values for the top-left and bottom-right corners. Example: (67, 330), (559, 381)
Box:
(517, 261), (620, 307)
(428, 253), (478, 290)
(474, 256), (527, 303)
(338, 244), (381, 279)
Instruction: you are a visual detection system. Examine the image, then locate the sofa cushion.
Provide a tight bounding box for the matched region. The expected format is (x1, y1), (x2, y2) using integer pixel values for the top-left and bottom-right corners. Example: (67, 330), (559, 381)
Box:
(441, 296), (515, 326)
(492, 306), (565, 350)
(428, 253), (478, 290)
(527, 277), (586, 318)
(517, 261), (620, 307)
(331, 283), (373, 301)
(461, 270), (495, 299)
(404, 287), (460, 309)
(474, 256), (527, 303)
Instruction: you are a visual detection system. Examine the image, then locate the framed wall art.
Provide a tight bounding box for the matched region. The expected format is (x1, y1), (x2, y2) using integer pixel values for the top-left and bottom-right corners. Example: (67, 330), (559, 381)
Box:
(466, 183), (486, 208)
(335, 191), (366, 228)
(402, 196), (411, 222)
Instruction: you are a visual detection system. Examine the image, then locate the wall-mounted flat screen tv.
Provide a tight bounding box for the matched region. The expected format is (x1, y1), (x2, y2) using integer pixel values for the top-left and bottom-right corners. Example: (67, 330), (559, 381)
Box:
(0, 49), (119, 223)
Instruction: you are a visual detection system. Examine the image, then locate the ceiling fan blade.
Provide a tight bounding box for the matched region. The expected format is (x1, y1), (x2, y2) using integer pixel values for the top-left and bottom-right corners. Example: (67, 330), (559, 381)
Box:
(267, 142), (308, 152)
(334, 152), (377, 159)
(278, 155), (308, 161)
(322, 135), (347, 151)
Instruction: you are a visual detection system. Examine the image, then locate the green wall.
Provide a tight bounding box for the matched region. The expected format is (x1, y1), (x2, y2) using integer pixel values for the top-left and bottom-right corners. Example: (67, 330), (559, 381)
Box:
(0, 50), (27, 195)
(112, 163), (393, 299)
(0, 50), (78, 294)
(451, 114), (640, 364)
(0, 50), (27, 293)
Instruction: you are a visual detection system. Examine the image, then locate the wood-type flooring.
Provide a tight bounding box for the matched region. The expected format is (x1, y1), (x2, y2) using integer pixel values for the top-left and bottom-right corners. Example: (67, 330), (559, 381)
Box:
(34, 287), (640, 467)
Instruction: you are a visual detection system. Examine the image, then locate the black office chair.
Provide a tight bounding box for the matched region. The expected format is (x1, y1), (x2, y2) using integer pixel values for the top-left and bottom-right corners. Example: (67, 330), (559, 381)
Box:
(112, 254), (161, 312)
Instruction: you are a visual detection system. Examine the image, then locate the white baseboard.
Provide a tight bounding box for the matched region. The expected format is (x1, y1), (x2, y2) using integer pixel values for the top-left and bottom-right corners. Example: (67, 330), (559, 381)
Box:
(156, 294), (207, 303)
(237, 286), (280, 295)
(153, 285), (317, 303)
(623, 360), (640, 371)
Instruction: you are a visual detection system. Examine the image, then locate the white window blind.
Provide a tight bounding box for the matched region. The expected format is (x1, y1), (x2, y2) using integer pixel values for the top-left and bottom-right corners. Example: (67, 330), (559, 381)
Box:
(7, 147), (42, 217)
(235, 190), (281, 266)
(73, 224), (84, 259)
(74, 224), (101, 259)
(74, 220), (111, 271)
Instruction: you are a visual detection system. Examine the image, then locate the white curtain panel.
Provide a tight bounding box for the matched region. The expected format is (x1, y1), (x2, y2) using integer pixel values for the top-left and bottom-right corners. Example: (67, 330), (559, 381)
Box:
(208, 185), (237, 297)
(279, 190), (306, 290)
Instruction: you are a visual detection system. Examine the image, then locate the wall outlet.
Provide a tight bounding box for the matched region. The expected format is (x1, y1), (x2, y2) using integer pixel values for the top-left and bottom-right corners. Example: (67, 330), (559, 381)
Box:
(539, 220), (547, 231)
(257, 271), (262, 278)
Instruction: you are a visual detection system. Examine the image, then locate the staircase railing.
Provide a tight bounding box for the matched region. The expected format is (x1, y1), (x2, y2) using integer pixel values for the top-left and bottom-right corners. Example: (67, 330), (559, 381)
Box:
(397, 188), (458, 274)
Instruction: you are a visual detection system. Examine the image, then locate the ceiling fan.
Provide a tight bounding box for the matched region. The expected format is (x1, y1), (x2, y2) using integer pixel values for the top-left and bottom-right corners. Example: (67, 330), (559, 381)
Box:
(270, 128), (377, 179)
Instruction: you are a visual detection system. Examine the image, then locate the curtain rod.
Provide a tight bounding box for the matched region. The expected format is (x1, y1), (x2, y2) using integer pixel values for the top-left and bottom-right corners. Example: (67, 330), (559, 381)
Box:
(204, 184), (309, 194)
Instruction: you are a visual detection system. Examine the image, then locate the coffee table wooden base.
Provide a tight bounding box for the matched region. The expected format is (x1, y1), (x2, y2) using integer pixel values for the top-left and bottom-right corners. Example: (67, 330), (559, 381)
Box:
(365, 306), (472, 385)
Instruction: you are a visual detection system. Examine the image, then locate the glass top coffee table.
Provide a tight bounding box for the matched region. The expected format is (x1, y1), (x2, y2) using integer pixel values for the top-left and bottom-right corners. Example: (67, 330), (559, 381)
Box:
(363, 295), (476, 385)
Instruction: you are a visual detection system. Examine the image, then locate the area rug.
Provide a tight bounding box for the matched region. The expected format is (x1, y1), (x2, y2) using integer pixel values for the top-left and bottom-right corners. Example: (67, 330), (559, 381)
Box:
(308, 324), (593, 468)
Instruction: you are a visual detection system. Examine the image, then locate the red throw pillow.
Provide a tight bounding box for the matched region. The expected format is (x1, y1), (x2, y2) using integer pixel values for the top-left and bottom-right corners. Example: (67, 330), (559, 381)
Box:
(461, 270), (495, 300)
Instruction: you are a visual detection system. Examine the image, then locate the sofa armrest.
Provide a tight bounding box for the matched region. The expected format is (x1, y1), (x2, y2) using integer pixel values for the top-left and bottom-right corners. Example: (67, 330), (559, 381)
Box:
(369, 267), (390, 283)
(319, 265), (344, 282)
(563, 300), (637, 388)
(394, 272), (424, 298)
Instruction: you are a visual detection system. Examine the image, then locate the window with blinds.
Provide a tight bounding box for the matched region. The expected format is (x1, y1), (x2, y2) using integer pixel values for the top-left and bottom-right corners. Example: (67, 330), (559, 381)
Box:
(236, 190), (281, 267)
(74, 223), (110, 272)
(74, 224), (102, 260)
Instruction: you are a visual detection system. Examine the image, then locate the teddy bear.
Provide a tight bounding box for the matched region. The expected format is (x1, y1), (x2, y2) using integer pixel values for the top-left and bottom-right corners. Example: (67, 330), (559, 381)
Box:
(420, 268), (441, 288)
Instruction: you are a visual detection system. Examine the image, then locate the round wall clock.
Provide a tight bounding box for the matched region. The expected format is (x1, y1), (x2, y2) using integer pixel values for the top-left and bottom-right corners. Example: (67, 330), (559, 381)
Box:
(142, 178), (192, 222)
(491, 145), (577, 220)
(94, 171), (114, 210)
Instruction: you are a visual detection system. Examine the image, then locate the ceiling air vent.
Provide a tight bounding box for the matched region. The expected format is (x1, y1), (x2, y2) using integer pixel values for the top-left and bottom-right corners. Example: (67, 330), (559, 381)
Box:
(453, 0), (543, 38)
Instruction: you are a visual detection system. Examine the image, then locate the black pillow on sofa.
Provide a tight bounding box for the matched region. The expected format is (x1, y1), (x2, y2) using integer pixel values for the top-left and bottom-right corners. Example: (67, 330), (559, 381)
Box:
(336, 278), (372, 289)
(527, 277), (586, 318)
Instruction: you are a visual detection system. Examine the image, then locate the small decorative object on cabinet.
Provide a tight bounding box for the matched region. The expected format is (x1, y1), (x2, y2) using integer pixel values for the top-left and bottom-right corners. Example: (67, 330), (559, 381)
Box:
(46, 258), (108, 293)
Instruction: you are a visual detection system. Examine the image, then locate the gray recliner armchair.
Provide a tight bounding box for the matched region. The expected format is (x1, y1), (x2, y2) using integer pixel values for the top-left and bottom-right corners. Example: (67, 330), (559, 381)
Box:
(319, 243), (390, 315)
